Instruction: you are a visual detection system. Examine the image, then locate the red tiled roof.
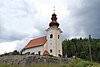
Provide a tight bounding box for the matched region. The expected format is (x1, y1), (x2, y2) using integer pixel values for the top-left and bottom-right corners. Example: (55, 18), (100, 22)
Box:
(43, 50), (49, 55)
(25, 36), (47, 49)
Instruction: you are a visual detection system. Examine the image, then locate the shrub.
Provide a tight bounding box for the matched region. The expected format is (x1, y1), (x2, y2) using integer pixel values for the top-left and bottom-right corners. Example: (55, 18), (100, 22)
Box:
(76, 61), (89, 67)
(12, 50), (19, 55)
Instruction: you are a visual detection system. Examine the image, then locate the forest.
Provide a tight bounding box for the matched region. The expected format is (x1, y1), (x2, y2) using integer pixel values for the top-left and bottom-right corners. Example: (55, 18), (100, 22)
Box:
(62, 35), (100, 63)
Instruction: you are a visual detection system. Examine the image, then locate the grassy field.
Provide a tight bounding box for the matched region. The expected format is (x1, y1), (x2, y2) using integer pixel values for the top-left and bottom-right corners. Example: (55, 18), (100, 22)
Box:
(0, 64), (65, 67)
(66, 58), (100, 67)
(0, 58), (100, 67)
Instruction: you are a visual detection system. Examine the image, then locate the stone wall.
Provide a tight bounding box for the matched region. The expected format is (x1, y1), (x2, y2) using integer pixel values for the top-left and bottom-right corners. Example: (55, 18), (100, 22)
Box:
(0, 55), (70, 65)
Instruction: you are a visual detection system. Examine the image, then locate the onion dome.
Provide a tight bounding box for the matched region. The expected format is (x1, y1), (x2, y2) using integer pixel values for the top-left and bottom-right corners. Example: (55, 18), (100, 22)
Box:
(49, 13), (59, 28)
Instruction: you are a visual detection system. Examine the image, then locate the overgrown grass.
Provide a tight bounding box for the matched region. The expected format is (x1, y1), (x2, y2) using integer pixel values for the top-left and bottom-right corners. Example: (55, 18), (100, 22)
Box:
(0, 64), (65, 67)
(66, 58), (100, 67)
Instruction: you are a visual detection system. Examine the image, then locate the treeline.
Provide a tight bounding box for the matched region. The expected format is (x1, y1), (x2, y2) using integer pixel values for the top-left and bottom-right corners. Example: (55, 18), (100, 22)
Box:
(62, 37), (100, 63)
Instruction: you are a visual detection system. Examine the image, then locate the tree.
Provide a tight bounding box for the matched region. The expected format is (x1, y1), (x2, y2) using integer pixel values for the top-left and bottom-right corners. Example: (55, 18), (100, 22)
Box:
(62, 38), (100, 63)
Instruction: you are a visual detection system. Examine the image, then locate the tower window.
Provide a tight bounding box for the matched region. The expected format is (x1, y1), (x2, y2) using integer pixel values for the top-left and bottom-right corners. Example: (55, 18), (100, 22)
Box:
(50, 49), (52, 53)
(58, 35), (60, 39)
(59, 50), (60, 53)
(50, 34), (53, 38)
(38, 51), (41, 55)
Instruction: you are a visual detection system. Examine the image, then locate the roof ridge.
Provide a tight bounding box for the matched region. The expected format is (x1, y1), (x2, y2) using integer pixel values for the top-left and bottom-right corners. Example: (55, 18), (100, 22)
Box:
(31, 36), (46, 40)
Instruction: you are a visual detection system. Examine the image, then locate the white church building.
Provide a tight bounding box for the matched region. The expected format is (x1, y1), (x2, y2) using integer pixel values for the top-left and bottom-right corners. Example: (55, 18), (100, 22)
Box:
(21, 13), (63, 57)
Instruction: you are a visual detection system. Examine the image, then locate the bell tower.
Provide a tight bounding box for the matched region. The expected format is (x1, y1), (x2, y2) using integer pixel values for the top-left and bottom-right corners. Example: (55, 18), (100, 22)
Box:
(46, 12), (62, 57)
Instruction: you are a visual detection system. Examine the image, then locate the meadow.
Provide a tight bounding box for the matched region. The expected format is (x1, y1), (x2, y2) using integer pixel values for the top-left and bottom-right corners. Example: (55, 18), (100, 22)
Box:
(0, 64), (64, 67)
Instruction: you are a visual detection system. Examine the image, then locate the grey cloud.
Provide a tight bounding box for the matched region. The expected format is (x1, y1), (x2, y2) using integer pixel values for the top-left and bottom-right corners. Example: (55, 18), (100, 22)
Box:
(64, 0), (100, 38)
(0, 0), (37, 18)
(0, 29), (27, 43)
(0, 20), (26, 43)
(0, 31), (26, 42)
(0, 0), (100, 44)
(0, 0), (34, 43)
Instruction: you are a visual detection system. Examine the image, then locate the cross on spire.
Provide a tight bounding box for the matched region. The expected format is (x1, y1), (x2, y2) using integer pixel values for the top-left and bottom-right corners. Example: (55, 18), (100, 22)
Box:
(53, 6), (55, 13)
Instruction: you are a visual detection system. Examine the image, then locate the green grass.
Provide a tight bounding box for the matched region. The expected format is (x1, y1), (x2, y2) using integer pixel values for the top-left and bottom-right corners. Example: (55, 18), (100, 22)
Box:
(0, 64), (65, 67)
(66, 58), (100, 67)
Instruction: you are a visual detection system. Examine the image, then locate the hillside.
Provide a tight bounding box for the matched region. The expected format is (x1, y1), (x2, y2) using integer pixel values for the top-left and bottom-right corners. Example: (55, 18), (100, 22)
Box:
(0, 54), (69, 65)
(0, 58), (100, 67)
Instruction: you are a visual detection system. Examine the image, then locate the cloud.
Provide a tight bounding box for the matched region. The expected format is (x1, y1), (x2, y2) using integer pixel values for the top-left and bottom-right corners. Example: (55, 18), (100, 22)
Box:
(0, 23), (27, 42)
(0, 30), (27, 43)
(0, 0), (100, 42)
(0, 0), (37, 42)
(0, 0), (32, 42)
(0, 41), (18, 54)
(75, 0), (100, 38)
(61, 0), (100, 38)
(0, 0), (39, 54)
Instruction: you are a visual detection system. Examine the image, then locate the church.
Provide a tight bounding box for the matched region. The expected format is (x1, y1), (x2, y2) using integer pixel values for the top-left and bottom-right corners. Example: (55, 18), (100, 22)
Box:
(21, 12), (63, 57)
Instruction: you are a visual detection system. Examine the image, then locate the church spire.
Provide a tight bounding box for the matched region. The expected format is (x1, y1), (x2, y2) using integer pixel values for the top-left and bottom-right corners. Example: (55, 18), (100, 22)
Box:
(49, 8), (59, 28)
(51, 13), (57, 21)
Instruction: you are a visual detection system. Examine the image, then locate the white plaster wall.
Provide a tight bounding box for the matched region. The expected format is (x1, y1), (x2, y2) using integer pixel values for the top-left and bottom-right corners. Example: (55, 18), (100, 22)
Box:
(57, 30), (62, 56)
(46, 27), (62, 57)
(54, 29), (62, 56)
(22, 46), (44, 55)
(43, 42), (48, 51)
(47, 29), (56, 56)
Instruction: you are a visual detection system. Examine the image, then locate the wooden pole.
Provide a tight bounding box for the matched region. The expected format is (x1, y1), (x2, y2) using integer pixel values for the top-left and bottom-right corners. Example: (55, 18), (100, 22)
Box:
(89, 35), (92, 63)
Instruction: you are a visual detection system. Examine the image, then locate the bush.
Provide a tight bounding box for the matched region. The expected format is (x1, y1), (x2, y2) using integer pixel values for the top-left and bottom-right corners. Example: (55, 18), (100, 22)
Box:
(76, 61), (89, 67)
(67, 58), (90, 67)
(12, 50), (19, 55)
(62, 65), (66, 67)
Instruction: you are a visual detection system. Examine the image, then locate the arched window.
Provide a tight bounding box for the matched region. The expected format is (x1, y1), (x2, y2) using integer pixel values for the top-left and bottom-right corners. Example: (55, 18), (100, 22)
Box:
(58, 35), (60, 39)
(38, 51), (41, 55)
(50, 49), (52, 53)
(50, 34), (53, 38)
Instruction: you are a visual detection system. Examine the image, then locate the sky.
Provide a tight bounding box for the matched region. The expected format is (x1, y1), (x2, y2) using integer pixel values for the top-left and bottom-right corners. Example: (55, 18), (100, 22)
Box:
(0, 0), (100, 54)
